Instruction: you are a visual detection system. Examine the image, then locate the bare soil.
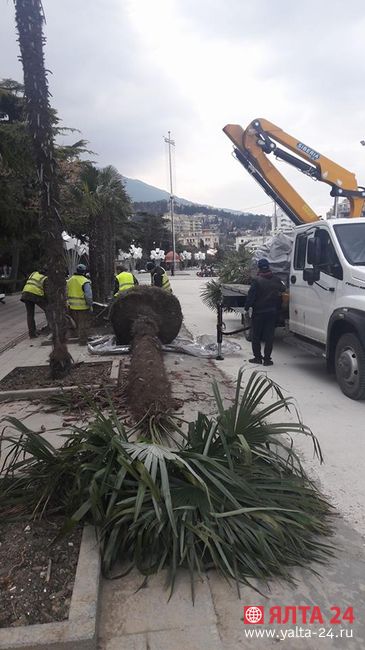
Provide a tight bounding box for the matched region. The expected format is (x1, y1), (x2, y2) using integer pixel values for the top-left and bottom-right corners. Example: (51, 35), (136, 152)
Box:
(43, 355), (235, 425)
(0, 361), (112, 391)
(0, 519), (82, 628)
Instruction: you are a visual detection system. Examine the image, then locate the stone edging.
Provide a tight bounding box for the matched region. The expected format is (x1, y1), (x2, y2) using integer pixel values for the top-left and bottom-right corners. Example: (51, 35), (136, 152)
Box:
(0, 359), (120, 402)
(0, 526), (101, 650)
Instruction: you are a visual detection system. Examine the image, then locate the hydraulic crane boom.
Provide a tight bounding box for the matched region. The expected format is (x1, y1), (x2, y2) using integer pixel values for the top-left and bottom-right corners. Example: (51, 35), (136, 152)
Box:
(223, 118), (365, 225)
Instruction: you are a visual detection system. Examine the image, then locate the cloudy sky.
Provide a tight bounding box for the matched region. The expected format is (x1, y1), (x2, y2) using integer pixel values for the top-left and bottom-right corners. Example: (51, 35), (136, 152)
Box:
(2, 0), (365, 215)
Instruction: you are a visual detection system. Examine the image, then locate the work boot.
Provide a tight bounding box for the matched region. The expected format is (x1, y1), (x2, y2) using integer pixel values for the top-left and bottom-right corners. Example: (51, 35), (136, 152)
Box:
(263, 358), (273, 366)
(249, 357), (262, 364)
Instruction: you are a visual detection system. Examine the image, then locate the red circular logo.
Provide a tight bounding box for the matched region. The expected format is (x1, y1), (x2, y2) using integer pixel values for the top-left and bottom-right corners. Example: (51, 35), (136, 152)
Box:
(245, 606), (263, 624)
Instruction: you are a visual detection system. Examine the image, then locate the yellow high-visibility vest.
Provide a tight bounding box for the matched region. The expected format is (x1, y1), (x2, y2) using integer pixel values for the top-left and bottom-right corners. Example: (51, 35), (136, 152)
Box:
(114, 271), (135, 297)
(161, 272), (172, 292)
(67, 275), (89, 310)
(23, 271), (46, 297)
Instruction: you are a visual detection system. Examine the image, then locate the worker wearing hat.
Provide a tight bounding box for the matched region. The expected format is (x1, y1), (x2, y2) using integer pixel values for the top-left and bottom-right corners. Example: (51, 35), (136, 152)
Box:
(146, 261), (172, 292)
(244, 258), (286, 366)
(66, 264), (93, 345)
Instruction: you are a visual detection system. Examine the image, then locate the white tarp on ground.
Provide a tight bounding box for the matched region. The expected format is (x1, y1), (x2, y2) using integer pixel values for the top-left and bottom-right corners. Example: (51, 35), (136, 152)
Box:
(251, 232), (294, 283)
(87, 334), (241, 358)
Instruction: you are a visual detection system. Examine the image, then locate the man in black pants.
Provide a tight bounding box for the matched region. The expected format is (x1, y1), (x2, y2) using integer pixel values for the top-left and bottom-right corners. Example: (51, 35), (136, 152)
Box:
(244, 258), (285, 366)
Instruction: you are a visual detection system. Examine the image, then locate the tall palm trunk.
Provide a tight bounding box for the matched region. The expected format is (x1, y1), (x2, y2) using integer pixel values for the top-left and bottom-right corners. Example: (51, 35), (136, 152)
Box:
(88, 212), (107, 303)
(14, 0), (72, 377)
(88, 209), (114, 303)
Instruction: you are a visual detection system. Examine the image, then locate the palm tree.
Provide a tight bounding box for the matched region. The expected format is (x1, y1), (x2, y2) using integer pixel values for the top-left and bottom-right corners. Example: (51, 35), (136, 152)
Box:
(72, 163), (131, 303)
(14, 0), (72, 377)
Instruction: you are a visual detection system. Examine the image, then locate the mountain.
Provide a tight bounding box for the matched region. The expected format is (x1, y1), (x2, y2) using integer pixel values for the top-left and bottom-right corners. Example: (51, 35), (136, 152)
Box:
(123, 177), (190, 205)
(123, 177), (268, 229)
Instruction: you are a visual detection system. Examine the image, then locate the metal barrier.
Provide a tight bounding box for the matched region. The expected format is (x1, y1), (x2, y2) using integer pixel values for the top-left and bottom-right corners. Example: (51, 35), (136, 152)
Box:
(216, 302), (251, 360)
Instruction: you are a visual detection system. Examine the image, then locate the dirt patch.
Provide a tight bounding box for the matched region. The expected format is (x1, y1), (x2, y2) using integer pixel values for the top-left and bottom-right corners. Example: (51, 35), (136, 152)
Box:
(0, 361), (112, 391)
(41, 356), (235, 426)
(0, 519), (82, 628)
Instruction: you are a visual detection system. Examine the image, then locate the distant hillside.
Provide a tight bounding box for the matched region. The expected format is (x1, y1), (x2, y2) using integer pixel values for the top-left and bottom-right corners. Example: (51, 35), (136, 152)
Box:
(123, 177), (189, 205)
(132, 200), (267, 230)
(123, 177), (268, 229)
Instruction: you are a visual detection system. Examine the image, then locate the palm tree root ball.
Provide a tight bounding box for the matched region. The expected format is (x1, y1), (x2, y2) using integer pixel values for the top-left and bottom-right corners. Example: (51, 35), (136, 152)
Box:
(110, 286), (183, 420)
(110, 286), (183, 345)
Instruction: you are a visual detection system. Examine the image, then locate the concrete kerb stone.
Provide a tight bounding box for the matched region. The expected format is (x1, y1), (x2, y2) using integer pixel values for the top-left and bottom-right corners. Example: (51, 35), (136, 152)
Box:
(0, 526), (101, 650)
(0, 360), (120, 402)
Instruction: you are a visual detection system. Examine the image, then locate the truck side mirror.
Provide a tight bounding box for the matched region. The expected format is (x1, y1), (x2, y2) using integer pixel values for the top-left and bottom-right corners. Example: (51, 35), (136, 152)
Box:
(307, 236), (321, 266)
(303, 268), (320, 285)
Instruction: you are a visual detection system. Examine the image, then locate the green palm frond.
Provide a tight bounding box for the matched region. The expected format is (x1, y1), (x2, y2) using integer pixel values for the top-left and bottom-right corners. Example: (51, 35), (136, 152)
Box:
(200, 279), (222, 311)
(0, 371), (334, 598)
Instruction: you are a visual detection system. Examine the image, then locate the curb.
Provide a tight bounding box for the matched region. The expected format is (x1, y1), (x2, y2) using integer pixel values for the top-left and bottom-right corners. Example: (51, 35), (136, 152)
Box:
(0, 526), (101, 650)
(0, 331), (28, 356)
(0, 360), (120, 402)
(0, 322), (47, 356)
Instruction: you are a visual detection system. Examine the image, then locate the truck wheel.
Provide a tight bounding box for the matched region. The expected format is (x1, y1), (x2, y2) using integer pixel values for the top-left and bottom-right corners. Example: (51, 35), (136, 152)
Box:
(335, 333), (365, 400)
(242, 312), (252, 342)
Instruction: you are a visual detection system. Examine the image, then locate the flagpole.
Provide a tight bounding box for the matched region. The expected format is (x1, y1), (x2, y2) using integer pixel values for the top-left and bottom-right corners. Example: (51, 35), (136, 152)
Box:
(164, 131), (176, 276)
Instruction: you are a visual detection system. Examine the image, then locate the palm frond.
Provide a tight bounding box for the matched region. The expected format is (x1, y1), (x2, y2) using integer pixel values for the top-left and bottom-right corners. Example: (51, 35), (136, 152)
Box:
(0, 371), (334, 598)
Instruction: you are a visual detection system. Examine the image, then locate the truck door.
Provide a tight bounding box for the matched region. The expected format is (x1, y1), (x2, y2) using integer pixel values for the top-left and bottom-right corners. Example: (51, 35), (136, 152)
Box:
(303, 230), (342, 342)
(290, 229), (342, 342)
(289, 232), (307, 336)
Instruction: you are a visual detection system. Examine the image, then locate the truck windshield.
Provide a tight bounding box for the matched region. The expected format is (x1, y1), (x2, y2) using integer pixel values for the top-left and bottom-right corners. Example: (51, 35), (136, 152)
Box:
(333, 223), (365, 266)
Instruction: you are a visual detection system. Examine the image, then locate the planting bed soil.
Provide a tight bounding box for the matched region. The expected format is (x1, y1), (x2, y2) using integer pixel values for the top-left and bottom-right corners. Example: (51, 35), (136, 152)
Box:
(0, 519), (82, 628)
(0, 361), (112, 391)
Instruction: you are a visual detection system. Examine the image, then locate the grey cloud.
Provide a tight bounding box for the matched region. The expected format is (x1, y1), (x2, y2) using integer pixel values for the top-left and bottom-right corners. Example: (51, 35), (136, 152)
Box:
(179, 0), (362, 43)
(180, 0), (365, 104)
(1, 0), (195, 173)
(2, 0), (365, 212)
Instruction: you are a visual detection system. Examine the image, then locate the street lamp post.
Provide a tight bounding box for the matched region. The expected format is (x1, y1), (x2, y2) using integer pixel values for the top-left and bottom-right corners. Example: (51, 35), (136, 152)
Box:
(164, 131), (176, 276)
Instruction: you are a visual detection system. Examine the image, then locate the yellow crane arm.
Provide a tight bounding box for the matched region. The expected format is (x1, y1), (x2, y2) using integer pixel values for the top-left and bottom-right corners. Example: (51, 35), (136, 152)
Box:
(223, 119), (365, 224)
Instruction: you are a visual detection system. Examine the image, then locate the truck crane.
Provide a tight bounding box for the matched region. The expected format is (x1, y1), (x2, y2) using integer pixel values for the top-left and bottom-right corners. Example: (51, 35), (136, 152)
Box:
(223, 118), (365, 400)
(223, 119), (365, 223)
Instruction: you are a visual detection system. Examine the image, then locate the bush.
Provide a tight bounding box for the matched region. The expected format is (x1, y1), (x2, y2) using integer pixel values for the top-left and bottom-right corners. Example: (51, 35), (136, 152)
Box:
(200, 248), (252, 311)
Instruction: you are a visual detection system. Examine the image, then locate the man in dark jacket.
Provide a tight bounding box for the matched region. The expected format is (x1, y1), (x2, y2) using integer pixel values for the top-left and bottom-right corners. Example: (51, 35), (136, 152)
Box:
(244, 258), (285, 366)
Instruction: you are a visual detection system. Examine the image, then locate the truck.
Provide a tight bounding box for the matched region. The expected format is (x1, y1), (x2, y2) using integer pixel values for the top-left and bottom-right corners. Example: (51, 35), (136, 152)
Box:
(223, 118), (365, 400)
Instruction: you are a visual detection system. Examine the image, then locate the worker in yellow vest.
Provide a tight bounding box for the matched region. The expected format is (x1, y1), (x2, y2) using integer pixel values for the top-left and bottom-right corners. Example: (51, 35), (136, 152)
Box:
(66, 264), (93, 345)
(20, 266), (49, 339)
(146, 262), (172, 292)
(113, 265), (138, 297)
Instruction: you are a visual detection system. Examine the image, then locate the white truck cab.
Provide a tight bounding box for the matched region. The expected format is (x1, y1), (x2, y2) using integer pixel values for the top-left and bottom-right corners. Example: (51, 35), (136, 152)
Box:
(289, 217), (365, 399)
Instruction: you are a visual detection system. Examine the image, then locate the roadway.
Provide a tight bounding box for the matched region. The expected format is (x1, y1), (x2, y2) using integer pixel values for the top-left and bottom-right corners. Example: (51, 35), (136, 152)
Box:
(0, 293), (46, 353)
(170, 271), (365, 538)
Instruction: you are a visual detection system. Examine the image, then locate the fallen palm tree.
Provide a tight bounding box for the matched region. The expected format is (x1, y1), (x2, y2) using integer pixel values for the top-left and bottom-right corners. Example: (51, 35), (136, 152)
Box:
(110, 286), (183, 421)
(0, 371), (334, 598)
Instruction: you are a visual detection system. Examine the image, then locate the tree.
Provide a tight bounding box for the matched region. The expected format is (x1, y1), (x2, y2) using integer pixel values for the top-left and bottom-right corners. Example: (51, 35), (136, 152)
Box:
(14, 0), (72, 377)
(132, 211), (171, 255)
(0, 80), (41, 287)
(62, 162), (132, 302)
(89, 165), (128, 303)
(0, 80), (91, 286)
